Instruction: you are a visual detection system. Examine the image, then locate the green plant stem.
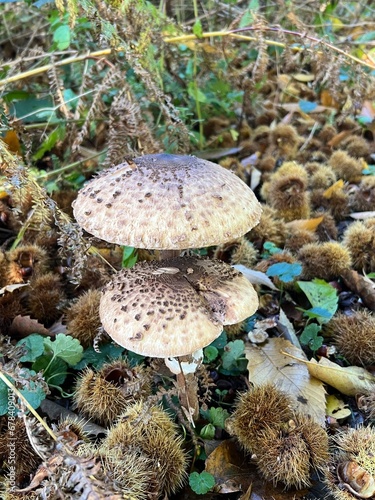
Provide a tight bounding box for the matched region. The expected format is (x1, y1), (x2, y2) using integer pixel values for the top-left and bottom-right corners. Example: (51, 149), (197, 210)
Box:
(36, 149), (107, 180)
(0, 370), (58, 442)
(0, 25), (373, 88)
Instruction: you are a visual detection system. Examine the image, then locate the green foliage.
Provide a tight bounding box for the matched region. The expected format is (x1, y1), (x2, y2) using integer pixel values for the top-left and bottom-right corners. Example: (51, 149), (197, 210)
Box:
(0, 370), (46, 416)
(220, 339), (247, 375)
(297, 279), (338, 324)
(203, 345), (219, 363)
(199, 423), (215, 440)
(122, 246), (138, 268)
(18, 334), (45, 362)
(266, 262), (302, 283)
(73, 343), (126, 370)
(44, 334), (83, 365)
(299, 323), (324, 351)
(189, 471), (215, 495)
(262, 241), (282, 258)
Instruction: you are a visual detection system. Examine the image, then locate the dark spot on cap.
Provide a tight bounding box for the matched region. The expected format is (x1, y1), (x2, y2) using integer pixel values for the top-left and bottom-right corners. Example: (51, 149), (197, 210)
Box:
(135, 314), (141, 320)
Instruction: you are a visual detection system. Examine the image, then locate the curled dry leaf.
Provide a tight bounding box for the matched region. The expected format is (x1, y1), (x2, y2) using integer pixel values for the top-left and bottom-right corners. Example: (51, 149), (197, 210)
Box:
(245, 338), (326, 425)
(9, 315), (50, 338)
(349, 211), (375, 219)
(282, 351), (375, 397)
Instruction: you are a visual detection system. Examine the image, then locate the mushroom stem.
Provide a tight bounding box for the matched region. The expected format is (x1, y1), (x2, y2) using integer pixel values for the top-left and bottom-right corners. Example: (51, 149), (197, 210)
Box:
(158, 249), (182, 260)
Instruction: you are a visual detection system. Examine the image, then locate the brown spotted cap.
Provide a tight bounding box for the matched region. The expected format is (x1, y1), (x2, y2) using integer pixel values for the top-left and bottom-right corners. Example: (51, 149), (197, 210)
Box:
(73, 154), (262, 250)
(100, 256), (258, 357)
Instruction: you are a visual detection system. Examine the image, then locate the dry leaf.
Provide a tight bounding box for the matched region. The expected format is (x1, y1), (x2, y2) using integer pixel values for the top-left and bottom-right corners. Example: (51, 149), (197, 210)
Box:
(340, 269), (375, 311)
(282, 351), (375, 396)
(232, 265), (278, 291)
(0, 283), (28, 295)
(326, 394), (351, 420)
(323, 179), (345, 198)
(350, 211), (375, 219)
(285, 215), (324, 232)
(9, 315), (51, 338)
(292, 73), (315, 82)
(277, 308), (301, 348)
(245, 338), (326, 425)
(327, 129), (353, 148)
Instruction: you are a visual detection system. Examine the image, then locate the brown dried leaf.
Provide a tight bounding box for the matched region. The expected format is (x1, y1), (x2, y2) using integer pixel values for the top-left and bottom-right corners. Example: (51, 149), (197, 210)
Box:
(340, 269), (375, 311)
(285, 215), (324, 232)
(9, 315), (50, 338)
(245, 338), (326, 425)
(0, 283), (28, 295)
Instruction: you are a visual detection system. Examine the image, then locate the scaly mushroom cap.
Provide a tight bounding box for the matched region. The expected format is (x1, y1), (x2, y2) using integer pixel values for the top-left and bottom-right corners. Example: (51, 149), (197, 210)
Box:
(73, 154), (262, 249)
(100, 256), (258, 357)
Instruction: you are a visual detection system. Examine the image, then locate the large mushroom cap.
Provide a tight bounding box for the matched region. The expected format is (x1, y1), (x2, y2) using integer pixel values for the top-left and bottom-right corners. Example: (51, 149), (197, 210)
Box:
(73, 154), (262, 250)
(100, 256), (258, 357)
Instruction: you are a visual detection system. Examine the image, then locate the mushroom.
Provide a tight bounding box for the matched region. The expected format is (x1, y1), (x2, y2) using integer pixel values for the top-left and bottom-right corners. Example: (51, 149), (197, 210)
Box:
(73, 153), (262, 420)
(99, 256), (258, 358)
(73, 153), (261, 253)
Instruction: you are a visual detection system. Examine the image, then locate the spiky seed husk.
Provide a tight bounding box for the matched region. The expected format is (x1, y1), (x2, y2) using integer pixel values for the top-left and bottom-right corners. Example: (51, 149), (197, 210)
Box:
(284, 228), (317, 254)
(246, 205), (287, 248)
(350, 176), (375, 212)
(27, 272), (65, 324)
(342, 219), (375, 273)
(329, 150), (363, 182)
(270, 124), (302, 158)
(229, 384), (295, 454)
(327, 311), (375, 366)
(310, 187), (349, 221)
(256, 425), (312, 489)
(103, 402), (188, 496)
(294, 413), (329, 473)
(66, 289), (102, 348)
(0, 418), (41, 486)
(341, 135), (370, 158)
(325, 426), (375, 500)
(214, 237), (258, 267)
(309, 165), (337, 190)
(73, 367), (131, 426)
(54, 417), (90, 446)
(297, 241), (351, 280)
(5, 244), (49, 284)
(98, 446), (156, 500)
(0, 250), (8, 288)
(224, 320), (246, 338)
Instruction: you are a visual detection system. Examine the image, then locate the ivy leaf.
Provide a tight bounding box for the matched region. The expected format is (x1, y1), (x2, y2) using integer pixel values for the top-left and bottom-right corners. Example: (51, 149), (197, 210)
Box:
(44, 334), (83, 366)
(17, 334), (45, 362)
(298, 279), (338, 323)
(300, 323), (323, 351)
(266, 262), (302, 283)
(189, 471), (215, 495)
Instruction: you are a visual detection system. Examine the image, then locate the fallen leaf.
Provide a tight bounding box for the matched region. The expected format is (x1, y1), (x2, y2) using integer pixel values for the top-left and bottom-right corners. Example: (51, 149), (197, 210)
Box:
(282, 351), (375, 396)
(232, 265), (278, 291)
(349, 211), (375, 219)
(277, 308), (301, 348)
(9, 315), (50, 338)
(323, 179), (345, 198)
(292, 73), (315, 82)
(245, 338), (326, 425)
(0, 283), (28, 295)
(327, 129), (354, 148)
(326, 394), (351, 420)
(285, 215), (324, 232)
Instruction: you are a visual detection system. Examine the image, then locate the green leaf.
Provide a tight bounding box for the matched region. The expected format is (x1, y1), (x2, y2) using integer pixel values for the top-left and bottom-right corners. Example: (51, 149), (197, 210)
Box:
(200, 423), (215, 440)
(210, 330), (227, 349)
(300, 323), (323, 351)
(221, 340), (244, 371)
(17, 334), (45, 362)
(203, 345), (218, 363)
(44, 334), (83, 366)
(267, 262), (302, 283)
(303, 307), (333, 324)
(53, 25), (71, 50)
(187, 82), (207, 103)
(74, 343), (125, 370)
(20, 381), (46, 410)
(297, 279), (338, 323)
(208, 407), (229, 428)
(32, 355), (68, 385)
(32, 125), (66, 161)
(122, 246), (138, 268)
(189, 471), (215, 495)
(239, 9), (254, 28)
(192, 19), (203, 38)
(0, 378), (11, 415)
